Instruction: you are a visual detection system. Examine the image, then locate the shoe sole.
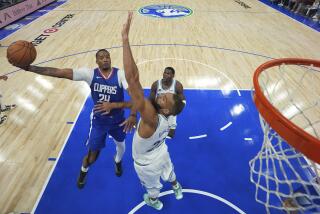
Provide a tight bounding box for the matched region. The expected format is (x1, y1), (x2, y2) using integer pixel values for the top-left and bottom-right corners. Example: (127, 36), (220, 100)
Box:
(156, 203), (163, 210)
(0, 116), (8, 126)
(115, 162), (122, 177)
(176, 194), (183, 200)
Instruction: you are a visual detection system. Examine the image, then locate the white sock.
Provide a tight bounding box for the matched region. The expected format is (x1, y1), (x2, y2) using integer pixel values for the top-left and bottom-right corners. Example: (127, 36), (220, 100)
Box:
(114, 140), (125, 163)
(81, 166), (89, 172)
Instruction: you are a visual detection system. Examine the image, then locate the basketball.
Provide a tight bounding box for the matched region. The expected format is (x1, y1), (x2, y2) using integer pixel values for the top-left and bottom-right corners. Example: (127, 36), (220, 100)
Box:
(7, 40), (37, 67)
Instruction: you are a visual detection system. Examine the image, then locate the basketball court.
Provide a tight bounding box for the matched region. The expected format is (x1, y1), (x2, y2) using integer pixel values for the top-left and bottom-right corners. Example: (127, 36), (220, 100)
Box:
(0, 0), (319, 213)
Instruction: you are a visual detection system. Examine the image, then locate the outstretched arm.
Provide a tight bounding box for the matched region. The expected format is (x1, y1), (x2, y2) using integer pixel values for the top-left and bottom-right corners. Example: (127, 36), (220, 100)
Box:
(20, 65), (73, 80)
(121, 12), (157, 128)
(94, 101), (133, 115)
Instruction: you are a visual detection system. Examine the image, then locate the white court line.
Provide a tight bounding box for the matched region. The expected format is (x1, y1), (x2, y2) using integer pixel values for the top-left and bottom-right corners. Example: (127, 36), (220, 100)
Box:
(137, 58), (241, 96)
(128, 188), (246, 214)
(184, 88), (253, 91)
(189, 134), (207, 139)
(244, 137), (253, 141)
(220, 122), (233, 131)
(31, 93), (89, 214)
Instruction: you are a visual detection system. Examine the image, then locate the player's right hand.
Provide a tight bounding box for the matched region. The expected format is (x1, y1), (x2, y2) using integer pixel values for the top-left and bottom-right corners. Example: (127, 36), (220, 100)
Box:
(93, 101), (115, 115)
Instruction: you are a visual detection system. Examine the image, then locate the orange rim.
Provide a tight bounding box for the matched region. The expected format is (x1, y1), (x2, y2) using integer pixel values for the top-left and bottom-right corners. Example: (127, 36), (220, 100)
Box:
(253, 58), (320, 164)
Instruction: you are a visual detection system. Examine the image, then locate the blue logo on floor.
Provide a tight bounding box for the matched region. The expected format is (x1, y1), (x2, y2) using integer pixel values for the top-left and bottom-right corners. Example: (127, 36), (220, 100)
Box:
(138, 4), (193, 18)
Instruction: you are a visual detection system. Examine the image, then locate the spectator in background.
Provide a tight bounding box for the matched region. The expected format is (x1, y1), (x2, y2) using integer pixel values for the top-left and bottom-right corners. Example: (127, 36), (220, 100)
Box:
(308, 0), (320, 20)
(291, 0), (315, 15)
(312, 9), (320, 21)
(270, 0), (319, 21)
(0, 75), (17, 126)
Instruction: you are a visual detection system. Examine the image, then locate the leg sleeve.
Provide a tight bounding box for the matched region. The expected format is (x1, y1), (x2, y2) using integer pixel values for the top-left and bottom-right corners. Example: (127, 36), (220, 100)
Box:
(160, 151), (176, 183)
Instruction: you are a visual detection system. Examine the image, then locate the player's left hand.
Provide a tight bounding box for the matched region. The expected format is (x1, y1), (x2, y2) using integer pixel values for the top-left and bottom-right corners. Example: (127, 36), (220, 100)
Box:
(120, 115), (137, 133)
(93, 102), (114, 115)
(122, 12), (133, 40)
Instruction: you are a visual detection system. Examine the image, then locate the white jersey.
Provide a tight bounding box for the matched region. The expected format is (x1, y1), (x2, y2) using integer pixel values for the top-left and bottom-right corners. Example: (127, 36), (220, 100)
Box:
(132, 114), (170, 165)
(72, 67), (128, 89)
(156, 79), (178, 129)
(156, 79), (176, 96)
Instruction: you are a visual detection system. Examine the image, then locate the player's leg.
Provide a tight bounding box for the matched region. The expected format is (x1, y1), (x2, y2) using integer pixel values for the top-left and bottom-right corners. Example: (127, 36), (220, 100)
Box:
(0, 94), (7, 126)
(167, 115), (177, 138)
(109, 124), (126, 177)
(77, 149), (101, 189)
(77, 123), (107, 189)
(160, 151), (183, 200)
(0, 93), (16, 114)
(171, 179), (183, 200)
(134, 162), (164, 210)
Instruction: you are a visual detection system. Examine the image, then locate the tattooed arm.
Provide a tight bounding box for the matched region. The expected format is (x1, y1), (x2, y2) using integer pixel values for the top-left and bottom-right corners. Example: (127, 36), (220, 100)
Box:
(23, 65), (73, 80)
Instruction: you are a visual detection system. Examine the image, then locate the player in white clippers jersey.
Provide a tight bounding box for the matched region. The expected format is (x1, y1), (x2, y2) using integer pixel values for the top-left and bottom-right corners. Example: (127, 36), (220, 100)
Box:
(150, 67), (185, 138)
(122, 13), (185, 210)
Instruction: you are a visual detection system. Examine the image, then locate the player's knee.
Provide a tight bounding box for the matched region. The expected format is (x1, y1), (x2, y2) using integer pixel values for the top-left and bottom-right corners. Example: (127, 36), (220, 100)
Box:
(85, 151), (99, 165)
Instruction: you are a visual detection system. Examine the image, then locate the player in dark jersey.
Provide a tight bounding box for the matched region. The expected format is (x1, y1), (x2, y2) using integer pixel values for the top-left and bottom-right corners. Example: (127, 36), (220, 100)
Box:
(15, 49), (136, 189)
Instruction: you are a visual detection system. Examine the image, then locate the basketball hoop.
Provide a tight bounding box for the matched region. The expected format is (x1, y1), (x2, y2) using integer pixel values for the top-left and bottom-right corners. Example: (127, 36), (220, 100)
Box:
(249, 58), (320, 213)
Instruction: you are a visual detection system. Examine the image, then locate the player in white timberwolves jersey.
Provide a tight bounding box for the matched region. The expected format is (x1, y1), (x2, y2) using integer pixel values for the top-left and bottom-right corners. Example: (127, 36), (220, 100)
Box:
(122, 13), (185, 210)
(15, 50), (137, 189)
(150, 67), (185, 138)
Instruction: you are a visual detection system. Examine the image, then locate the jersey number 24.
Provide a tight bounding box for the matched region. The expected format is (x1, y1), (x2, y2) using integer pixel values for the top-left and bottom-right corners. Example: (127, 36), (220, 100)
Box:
(98, 94), (110, 102)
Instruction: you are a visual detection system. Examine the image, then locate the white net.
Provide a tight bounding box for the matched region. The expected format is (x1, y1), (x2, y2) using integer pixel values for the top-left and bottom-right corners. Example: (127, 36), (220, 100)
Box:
(249, 61), (320, 213)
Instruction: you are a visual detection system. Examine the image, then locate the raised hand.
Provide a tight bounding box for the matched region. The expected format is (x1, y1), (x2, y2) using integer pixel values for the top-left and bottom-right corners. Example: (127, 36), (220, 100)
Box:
(122, 12), (133, 40)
